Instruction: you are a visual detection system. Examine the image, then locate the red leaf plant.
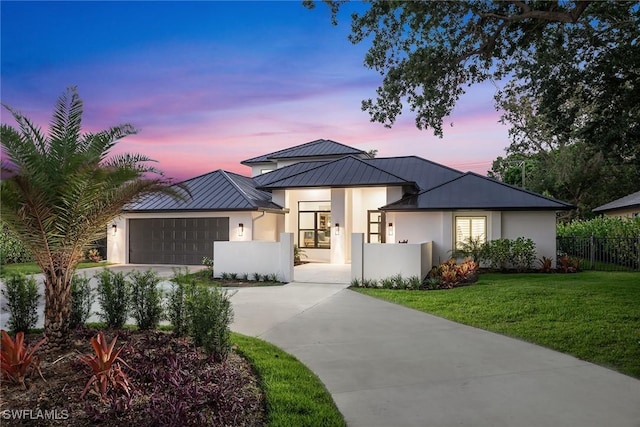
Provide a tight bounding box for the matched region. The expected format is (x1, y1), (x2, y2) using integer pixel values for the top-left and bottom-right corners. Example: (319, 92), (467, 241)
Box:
(1, 329), (47, 389)
(77, 331), (133, 399)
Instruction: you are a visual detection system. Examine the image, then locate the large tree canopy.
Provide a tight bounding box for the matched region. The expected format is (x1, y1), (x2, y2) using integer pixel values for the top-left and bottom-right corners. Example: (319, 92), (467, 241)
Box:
(1, 87), (181, 349)
(306, 0), (639, 138)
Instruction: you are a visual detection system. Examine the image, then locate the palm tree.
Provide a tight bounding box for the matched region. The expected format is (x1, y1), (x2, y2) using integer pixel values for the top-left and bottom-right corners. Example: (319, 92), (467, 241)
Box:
(1, 87), (180, 350)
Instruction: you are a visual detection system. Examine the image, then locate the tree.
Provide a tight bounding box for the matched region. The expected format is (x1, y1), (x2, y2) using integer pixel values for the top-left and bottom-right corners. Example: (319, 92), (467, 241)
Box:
(1, 87), (180, 350)
(305, 1), (638, 138)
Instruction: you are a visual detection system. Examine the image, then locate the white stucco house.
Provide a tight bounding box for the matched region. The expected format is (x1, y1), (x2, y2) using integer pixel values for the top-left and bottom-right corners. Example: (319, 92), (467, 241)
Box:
(107, 139), (573, 276)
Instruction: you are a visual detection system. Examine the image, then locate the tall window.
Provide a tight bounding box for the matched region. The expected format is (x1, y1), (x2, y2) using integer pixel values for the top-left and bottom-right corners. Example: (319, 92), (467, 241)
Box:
(299, 201), (331, 249)
(455, 216), (486, 249)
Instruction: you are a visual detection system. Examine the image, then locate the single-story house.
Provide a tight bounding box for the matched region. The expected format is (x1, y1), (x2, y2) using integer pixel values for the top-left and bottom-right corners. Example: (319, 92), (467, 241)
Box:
(107, 139), (573, 267)
(592, 190), (640, 218)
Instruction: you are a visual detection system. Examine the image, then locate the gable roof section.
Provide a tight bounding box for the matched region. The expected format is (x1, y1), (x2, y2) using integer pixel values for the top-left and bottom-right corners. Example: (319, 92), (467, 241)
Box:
(258, 155), (415, 189)
(365, 156), (463, 191)
(381, 172), (574, 211)
(593, 190), (640, 213)
(241, 139), (366, 165)
(124, 170), (283, 212)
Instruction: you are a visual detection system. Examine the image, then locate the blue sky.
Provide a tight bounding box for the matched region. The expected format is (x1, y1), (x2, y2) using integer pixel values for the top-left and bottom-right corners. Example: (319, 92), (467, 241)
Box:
(1, 1), (509, 181)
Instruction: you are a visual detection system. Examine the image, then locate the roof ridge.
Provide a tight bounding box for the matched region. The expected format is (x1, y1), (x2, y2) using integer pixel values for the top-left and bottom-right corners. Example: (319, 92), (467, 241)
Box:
(220, 170), (258, 208)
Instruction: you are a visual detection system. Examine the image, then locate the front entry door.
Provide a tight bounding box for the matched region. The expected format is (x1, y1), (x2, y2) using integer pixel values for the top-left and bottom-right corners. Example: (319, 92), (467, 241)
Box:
(367, 210), (386, 243)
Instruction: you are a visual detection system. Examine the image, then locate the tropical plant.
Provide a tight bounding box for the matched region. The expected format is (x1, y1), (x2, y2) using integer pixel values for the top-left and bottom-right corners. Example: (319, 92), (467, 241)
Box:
(129, 269), (163, 330)
(293, 244), (308, 265)
(85, 248), (102, 263)
(0, 87), (179, 349)
(77, 331), (132, 399)
(0, 330), (47, 389)
(451, 235), (486, 262)
(1, 273), (40, 334)
(70, 274), (94, 329)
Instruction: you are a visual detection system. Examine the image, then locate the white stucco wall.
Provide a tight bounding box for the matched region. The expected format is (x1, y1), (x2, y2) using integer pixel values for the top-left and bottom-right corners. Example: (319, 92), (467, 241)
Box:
(501, 211), (557, 261)
(351, 233), (433, 281)
(389, 211), (448, 265)
(214, 233), (294, 282)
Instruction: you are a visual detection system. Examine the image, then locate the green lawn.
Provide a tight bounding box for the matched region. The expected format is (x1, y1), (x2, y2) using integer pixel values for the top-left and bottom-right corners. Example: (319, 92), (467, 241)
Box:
(354, 271), (640, 378)
(232, 333), (346, 427)
(0, 261), (111, 277)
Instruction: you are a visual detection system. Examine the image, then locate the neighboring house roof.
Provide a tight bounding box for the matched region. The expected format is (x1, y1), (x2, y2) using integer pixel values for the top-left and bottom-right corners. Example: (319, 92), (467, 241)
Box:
(381, 172), (574, 211)
(365, 156), (463, 191)
(592, 190), (640, 213)
(258, 155), (415, 189)
(241, 139), (366, 165)
(124, 170), (283, 212)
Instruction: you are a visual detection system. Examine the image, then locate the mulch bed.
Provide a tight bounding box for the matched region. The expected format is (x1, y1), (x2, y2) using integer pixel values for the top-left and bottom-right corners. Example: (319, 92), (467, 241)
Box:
(1, 328), (265, 426)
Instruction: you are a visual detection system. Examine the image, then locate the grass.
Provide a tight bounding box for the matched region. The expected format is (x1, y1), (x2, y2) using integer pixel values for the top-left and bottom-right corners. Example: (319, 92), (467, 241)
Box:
(0, 261), (110, 277)
(232, 332), (346, 427)
(354, 271), (640, 378)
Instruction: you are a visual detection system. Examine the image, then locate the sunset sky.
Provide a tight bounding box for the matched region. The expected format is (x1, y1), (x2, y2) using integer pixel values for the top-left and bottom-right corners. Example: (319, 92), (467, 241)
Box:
(1, 1), (510, 182)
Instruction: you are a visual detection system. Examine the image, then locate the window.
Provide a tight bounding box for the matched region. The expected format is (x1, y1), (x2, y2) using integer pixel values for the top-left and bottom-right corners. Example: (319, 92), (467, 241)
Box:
(367, 210), (385, 243)
(455, 216), (486, 249)
(298, 201), (331, 249)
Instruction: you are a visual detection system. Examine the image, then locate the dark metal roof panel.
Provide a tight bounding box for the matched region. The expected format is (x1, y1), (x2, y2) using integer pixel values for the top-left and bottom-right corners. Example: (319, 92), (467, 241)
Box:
(365, 156), (463, 191)
(241, 139), (365, 164)
(381, 173), (574, 211)
(593, 190), (640, 212)
(125, 170), (282, 212)
(252, 160), (330, 186)
(259, 156), (413, 189)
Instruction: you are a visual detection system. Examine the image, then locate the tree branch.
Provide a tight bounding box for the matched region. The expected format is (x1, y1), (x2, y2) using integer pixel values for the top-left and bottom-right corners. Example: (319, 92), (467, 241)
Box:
(482, 1), (591, 24)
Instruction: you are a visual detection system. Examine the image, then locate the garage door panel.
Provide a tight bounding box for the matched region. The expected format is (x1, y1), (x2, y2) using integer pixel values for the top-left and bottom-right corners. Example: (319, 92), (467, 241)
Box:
(129, 217), (229, 265)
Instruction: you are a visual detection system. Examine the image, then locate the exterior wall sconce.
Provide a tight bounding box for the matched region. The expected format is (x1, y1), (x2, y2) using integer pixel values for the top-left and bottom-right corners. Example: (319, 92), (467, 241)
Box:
(334, 223), (340, 235)
(388, 222), (394, 236)
(111, 223), (117, 236)
(238, 223), (244, 237)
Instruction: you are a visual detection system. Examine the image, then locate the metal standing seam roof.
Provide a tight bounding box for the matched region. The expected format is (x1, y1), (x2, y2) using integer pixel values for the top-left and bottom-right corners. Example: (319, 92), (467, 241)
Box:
(257, 155), (416, 189)
(252, 160), (331, 187)
(241, 139), (366, 165)
(364, 156), (463, 191)
(592, 190), (640, 213)
(381, 172), (575, 211)
(124, 170), (283, 212)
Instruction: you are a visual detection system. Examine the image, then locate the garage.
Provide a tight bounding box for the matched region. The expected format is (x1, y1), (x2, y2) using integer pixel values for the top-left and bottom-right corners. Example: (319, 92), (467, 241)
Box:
(129, 217), (229, 265)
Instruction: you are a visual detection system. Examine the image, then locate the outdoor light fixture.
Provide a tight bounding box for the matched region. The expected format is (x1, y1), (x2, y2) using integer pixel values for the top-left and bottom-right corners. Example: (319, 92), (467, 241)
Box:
(335, 223), (340, 235)
(111, 223), (117, 236)
(388, 222), (394, 236)
(238, 223), (244, 237)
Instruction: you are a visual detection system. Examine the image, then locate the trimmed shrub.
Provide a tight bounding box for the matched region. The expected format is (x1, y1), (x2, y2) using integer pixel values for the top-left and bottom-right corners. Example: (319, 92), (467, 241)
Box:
(481, 237), (536, 271)
(129, 269), (163, 330)
(481, 239), (513, 270)
(95, 269), (129, 329)
(166, 268), (194, 337)
(1, 273), (40, 333)
(70, 274), (94, 329)
(186, 284), (234, 362)
(557, 216), (640, 238)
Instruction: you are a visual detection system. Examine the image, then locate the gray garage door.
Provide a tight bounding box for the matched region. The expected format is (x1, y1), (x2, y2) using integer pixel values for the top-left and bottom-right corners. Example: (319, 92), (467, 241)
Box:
(129, 217), (229, 265)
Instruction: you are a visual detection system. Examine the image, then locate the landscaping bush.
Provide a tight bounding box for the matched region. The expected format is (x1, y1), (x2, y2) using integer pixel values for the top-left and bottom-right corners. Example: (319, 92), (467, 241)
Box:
(557, 216), (640, 238)
(1, 273), (40, 333)
(0, 223), (34, 264)
(167, 268), (195, 337)
(186, 284), (234, 362)
(95, 269), (129, 329)
(481, 237), (536, 271)
(427, 258), (479, 289)
(70, 274), (94, 329)
(129, 269), (163, 330)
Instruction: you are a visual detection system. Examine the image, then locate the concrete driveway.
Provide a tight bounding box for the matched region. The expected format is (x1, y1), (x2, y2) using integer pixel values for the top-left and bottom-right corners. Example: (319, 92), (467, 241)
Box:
(230, 266), (640, 427)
